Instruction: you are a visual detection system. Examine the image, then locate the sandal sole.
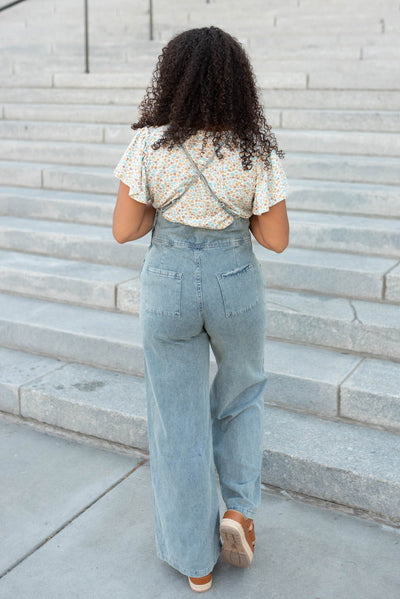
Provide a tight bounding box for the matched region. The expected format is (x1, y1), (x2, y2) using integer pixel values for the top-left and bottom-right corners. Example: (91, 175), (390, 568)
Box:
(219, 518), (254, 568)
(188, 578), (212, 592)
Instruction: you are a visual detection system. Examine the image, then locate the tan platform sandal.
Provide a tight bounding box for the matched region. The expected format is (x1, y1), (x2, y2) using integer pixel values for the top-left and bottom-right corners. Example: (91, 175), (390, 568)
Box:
(220, 509), (255, 568)
(188, 571), (213, 592)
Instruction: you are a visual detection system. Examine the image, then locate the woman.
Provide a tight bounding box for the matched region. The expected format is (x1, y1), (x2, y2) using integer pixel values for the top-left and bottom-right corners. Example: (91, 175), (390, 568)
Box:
(112, 25), (289, 593)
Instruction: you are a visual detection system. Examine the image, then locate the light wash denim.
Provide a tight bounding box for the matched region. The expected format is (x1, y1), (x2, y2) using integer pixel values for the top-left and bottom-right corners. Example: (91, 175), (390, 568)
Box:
(139, 181), (268, 578)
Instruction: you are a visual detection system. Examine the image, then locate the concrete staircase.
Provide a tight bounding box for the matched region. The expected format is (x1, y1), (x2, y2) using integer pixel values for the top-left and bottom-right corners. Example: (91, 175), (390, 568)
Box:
(0, 0), (399, 525)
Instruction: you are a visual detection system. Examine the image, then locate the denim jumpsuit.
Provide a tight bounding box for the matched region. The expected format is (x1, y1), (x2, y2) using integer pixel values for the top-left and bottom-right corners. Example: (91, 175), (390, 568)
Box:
(139, 143), (268, 578)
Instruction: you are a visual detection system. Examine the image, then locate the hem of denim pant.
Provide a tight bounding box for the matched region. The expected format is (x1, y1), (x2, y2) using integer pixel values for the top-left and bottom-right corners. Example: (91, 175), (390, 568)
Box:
(225, 505), (257, 519)
(156, 547), (221, 578)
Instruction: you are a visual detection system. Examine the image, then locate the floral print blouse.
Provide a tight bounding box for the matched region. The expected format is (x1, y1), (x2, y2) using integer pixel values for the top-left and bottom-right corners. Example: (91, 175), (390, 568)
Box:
(113, 125), (288, 230)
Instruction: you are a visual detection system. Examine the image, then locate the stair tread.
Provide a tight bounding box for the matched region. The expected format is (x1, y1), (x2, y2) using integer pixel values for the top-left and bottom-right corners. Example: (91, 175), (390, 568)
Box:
(0, 243), (394, 274)
(2, 119), (400, 137)
(0, 248), (137, 282)
(0, 216), (398, 277)
(0, 290), (399, 362)
(0, 185), (114, 203)
(2, 138), (400, 161)
(1, 207), (399, 232)
(1, 346), (398, 481)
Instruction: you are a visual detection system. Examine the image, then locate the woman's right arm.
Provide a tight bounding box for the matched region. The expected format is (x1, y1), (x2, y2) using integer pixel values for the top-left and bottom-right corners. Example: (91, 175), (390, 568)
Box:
(249, 200), (289, 253)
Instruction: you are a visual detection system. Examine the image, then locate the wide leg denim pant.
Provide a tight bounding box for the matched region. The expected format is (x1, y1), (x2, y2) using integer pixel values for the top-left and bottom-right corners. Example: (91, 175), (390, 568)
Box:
(139, 210), (268, 578)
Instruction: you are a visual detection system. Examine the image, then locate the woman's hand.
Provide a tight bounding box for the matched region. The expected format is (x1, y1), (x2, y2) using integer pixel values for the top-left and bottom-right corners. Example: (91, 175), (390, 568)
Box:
(249, 200), (289, 253)
(112, 181), (156, 243)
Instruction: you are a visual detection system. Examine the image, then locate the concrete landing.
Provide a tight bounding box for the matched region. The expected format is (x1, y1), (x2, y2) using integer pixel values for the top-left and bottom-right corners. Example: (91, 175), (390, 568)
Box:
(0, 418), (399, 598)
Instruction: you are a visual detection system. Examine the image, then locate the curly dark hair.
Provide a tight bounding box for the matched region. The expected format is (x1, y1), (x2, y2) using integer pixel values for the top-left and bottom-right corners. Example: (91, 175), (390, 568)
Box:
(131, 26), (284, 171)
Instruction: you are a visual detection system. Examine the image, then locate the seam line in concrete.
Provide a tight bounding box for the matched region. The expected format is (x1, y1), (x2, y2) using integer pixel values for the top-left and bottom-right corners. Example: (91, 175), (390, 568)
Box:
(337, 356), (365, 417)
(0, 458), (148, 581)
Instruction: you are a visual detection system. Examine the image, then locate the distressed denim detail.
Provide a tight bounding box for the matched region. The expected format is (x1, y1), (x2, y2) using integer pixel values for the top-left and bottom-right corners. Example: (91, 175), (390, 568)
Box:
(216, 262), (262, 317)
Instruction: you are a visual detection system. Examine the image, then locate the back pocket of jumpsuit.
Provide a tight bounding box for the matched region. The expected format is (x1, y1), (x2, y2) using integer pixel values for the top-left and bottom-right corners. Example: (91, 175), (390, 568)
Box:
(216, 262), (261, 317)
(141, 265), (183, 317)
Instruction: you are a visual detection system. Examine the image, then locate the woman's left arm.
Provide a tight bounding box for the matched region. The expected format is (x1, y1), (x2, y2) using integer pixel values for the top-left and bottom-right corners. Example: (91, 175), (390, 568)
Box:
(112, 181), (156, 243)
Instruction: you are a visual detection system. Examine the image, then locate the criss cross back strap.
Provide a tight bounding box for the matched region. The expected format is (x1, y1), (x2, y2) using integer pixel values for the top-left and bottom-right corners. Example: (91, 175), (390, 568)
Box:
(158, 149), (218, 215)
(179, 144), (242, 219)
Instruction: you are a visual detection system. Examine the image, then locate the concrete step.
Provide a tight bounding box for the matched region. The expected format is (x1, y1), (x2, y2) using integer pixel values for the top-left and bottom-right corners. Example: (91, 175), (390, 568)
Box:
(6, 57), (155, 75)
(5, 153), (400, 217)
(0, 74), (54, 88)
(0, 161), (43, 189)
(1, 206), (399, 267)
(0, 87), (146, 106)
(251, 45), (356, 59)
(363, 44), (400, 59)
(57, 57), (400, 75)
(3, 71), (308, 91)
(1, 345), (399, 522)
(0, 86), (400, 114)
(0, 120), (104, 144)
(1, 294), (400, 427)
(0, 161), (113, 193)
(187, 8), (393, 21)
(260, 402), (400, 522)
(276, 129), (400, 158)
(2, 120), (399, 158)
(0, 238), (397, 308)
(3, 51), (400, 77)
(106, 123), (400, 157)
(51, 39), (164, 56)
(280, 109), (400, 133)
(0, 257), (399, 358)
(0, 41), (134, 59)
(8, 18), (394, 47)
(8, 54), (400, 71)
(287, 179), (400, 218)
(250, 44), (369, 60)
(2, 171), (400, 222)
(2, 103), (142, 125)
(288, 210), (400, 258)
(252, 58), (400, 72)
(287, 152), (400, 185)
(247, 32), (400, 46)
(160, 23), (391, 40)
(386, 263), (400, 302)
(1, 86), (400, 111)
(306, 70), (400, 91)
(8, 58), (91, 74)
(4, 103), (400, 134)
(0, 249), (138, 311)
(255, 247), (398, 302)
(262, 288), (400, 361)
(1, 200), (399, 265)
(0, 215), (144, 268)
(261, 89), (400, 111)
(1, 21), (398, 43)
(252, 44), (400, 59)
(2, 140), (399, 185)
(272, 21), (384, 36)
(0, 44), (53, 58)
(0, 139), (122, 168)
(0, 186), (114, 225)
(3, 69), (400, 92)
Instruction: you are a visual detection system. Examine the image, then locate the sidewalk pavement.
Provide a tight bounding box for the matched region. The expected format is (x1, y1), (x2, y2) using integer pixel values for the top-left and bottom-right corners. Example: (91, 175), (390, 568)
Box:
(0, 416), (399, 599)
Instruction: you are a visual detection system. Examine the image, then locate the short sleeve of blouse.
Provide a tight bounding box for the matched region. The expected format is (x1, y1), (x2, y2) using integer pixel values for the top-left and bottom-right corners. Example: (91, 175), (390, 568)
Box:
(113, 128), (150, 204)
(252, 150), (288, 215)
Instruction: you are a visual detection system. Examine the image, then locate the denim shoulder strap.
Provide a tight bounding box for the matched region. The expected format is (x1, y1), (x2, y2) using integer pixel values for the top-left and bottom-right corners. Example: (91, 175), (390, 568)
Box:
(180, 144), (241, 219)
(158, 148), (217, 215)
